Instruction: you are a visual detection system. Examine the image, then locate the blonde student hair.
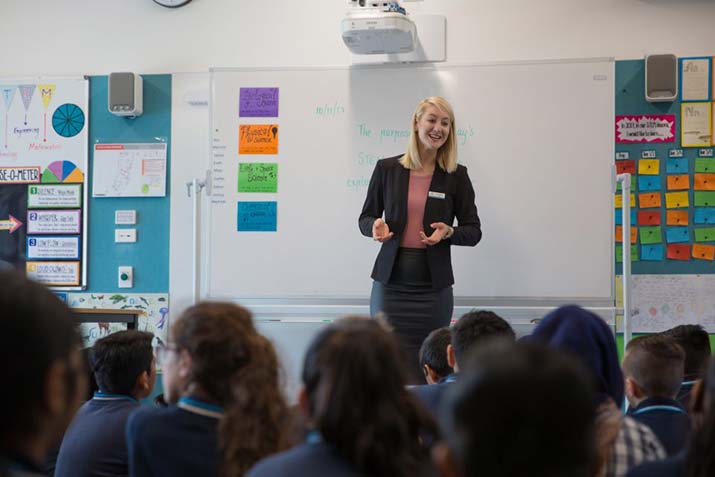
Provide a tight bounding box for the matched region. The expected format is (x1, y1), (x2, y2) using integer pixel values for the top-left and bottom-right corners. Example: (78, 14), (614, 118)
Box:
(399, 96), (458, 173)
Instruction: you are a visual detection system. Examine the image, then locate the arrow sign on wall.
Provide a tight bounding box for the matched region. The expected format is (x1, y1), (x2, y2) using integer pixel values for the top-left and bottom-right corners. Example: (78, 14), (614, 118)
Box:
(0, 215), (23, 234)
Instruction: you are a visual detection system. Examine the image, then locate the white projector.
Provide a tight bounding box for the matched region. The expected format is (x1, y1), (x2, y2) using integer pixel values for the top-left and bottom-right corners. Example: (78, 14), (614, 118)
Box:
(341, 10), (416, 55)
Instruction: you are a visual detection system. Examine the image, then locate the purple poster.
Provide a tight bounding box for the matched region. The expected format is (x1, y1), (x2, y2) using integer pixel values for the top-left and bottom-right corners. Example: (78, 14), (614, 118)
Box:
(239, 88), (279, 117)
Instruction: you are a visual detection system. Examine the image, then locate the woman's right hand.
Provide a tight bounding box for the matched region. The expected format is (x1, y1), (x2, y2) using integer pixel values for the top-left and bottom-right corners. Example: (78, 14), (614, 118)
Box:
(372, 218), (394, 243)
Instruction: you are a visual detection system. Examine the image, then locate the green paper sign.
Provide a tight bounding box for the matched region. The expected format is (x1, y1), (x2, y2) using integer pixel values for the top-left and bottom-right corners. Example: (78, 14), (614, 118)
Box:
(694, 227), (715, 242)
(640, 226), (662, 245)
(615, 245), (639, 262)
(695, 158), (715, 173)
(694, 191), (715, 207)
(238, 163), (278, 193)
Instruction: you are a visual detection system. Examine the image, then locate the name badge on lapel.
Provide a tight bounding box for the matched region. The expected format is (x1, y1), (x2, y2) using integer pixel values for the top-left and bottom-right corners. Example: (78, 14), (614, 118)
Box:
(428, 191), (446, 200)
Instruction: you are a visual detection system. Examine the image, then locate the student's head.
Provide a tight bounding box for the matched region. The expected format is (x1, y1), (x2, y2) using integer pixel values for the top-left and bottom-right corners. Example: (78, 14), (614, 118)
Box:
(435, 341), (596, 477)
(90, 330), (156, 400)
(0, 270), (86, 464)
(419, 327), (453, 384)
(449, 310), (515, 372)
(662, 324), (711, 379)
(530, 305), (622, 406)
(401, 96), (458, 173)
(159, 301), (287, 475)
(301, 316), (438, 477)
(622, 334), (685, 406)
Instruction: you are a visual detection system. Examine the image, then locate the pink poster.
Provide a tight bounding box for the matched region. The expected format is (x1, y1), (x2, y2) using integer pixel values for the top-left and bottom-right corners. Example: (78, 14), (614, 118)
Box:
(615, 115), (676, 143)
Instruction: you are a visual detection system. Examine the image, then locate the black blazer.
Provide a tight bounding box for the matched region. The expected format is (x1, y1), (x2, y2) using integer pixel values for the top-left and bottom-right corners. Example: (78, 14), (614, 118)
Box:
(359, 155), (482, 289)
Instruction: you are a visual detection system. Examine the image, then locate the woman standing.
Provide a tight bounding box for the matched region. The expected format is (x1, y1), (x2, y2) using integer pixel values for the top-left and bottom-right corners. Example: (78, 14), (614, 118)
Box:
(359, 96), (481, 382)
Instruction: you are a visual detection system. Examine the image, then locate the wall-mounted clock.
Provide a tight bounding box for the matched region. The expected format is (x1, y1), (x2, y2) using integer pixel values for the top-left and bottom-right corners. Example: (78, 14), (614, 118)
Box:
(153, 0), (192, 8)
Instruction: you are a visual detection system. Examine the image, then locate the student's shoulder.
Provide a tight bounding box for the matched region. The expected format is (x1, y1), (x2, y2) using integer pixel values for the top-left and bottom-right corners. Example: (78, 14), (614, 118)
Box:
(126, 406), (176, 438)
(248, 442), (360, 477)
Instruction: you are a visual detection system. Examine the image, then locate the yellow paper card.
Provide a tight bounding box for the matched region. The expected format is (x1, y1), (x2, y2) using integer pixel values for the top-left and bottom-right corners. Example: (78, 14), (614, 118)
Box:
(694, 173), (715, 190)
(615, 193), (635, 208)
(667, 174), (690, 190)
(239, 125), (279, 155)
(615, 226), (637, 244)
(666, 210), (689, 226)
(665, 191), (689, 208)
(639, 192), (661, 208)
(638, 159), (660, 175)
(692, 244), (715, 260)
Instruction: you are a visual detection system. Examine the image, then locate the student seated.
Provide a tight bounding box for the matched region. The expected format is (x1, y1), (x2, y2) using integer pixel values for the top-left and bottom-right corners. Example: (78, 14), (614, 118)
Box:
(55, 330), (156, 477)
(0, 270), (87, 476)
(126, 302), (288, 477)
(411, 310), (515, 417)
(530, 305), (665, 477)
(248, 317), (439, 477)
(433, 340), (597, 477)
(418, 327), (453, 384)
(661, 324), (712, 409)
(627, 358), (715, 477)
(623, 334), (691, 456)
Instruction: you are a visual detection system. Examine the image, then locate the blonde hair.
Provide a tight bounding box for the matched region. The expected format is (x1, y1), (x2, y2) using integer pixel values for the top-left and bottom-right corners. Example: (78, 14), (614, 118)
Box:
(399, 96), (458, 173)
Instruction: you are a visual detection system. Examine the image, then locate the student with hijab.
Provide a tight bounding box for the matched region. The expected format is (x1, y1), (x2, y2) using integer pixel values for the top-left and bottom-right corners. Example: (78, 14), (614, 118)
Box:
(530, 305), (666, 477)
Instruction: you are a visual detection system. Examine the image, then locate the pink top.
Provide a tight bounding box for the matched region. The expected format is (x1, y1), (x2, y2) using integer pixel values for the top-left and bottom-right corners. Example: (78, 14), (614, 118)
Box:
(400, 171), (433, 249)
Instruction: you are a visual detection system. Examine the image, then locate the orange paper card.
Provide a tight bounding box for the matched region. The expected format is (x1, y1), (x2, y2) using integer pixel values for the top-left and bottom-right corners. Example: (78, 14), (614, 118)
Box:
(239, 125), (279, 155)
(615, 226), (637, 244)
(639, 192), (661, 208)
(667, 175), (690, 190)
(616, 160), (636, 174)
(692, 244), (715, 260)
(694, 173), (715, 190)
(667, 244), (691, 261)
(637, 211), (660, 225)
(666, 210), (689, 226)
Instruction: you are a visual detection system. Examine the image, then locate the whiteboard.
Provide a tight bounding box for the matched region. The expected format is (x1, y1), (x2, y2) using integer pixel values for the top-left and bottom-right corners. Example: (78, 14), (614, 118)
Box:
(206, 60), (615, 305)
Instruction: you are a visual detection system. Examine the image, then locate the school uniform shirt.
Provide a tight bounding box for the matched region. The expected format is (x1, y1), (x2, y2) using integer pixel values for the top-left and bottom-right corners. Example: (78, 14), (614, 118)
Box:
(626, 449), (686, 477)
(359, 156), (482, 289)
(126, 397), (222, 477)
(604, 415), (666, 477)
(410, 373), (457, 419)
(55, 392), (140, 477)
(628, 397), (691, 456)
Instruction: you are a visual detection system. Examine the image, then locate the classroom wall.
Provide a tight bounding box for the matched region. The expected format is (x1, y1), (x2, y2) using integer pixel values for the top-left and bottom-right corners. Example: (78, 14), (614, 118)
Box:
(3, 0), (715, 77)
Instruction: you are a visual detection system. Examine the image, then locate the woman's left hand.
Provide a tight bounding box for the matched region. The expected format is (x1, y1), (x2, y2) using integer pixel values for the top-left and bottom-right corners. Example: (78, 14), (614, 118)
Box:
(420, 222), (451, 246)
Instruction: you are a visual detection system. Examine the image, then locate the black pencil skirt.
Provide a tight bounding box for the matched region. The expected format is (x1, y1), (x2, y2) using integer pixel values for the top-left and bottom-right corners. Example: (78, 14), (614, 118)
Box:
(369, 247), (454, 384)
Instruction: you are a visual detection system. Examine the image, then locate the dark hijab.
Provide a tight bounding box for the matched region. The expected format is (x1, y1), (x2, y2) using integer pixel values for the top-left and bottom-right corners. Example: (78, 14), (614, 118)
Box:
(531, 305), (623, 406)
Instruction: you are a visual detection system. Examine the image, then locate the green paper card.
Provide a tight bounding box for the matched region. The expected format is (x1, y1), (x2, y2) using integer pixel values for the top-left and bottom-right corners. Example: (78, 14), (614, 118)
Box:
(694, 227), (715, 242)
(695, 158), (715, 173)
(238, 163), (278, 193)
(615, 245), (639, 262)
(640, 226), (663, 245)
(694, 191), (715, 207)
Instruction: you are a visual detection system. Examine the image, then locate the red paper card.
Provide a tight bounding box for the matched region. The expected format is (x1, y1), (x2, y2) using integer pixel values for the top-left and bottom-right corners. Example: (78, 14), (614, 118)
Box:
(637, 211), (661, 225)
(667, 244), (691, 261)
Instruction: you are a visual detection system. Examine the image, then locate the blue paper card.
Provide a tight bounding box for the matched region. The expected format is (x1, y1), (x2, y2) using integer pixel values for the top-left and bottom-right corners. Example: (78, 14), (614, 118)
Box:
(237, 201), (278, 232)
(694, 208), (715, 224)
(638, 176), (661, 192)
(666, 227), (690, 243)
(666, 158), (688, 174)
(641, 244), (664, 261)
(615, 209), (636, 226)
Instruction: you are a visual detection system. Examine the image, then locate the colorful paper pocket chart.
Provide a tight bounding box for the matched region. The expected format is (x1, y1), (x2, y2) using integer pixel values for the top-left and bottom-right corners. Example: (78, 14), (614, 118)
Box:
(694, 208), (715, 224)
(615, 193), (636, 208)
(639, 192), (661, 208)
(666, 210), (689, 225)
(615, 226), (637, 244)
(639, 226), (662, 244)
(695, 158), (715, 173)
(665, 191), (689, 208)
(641, 244), (664, 261)
(695, 227), (715, 242)
(615, 209), (637, 225)
(694, 174), (715, 190)
(638, 159), (660, 175)
(615, 245), (639, 262)
(665, 226), (690, 243)
(692, 244), (715, 260)
(638, 176), (660, 191)
(616, 160), (636, 174)
(667, 244), (691, 261)
(694, 191), (715, 206)
(666, 158), (688, 174)
(667, 175), (690, 190)
(637, 210), (660, 225)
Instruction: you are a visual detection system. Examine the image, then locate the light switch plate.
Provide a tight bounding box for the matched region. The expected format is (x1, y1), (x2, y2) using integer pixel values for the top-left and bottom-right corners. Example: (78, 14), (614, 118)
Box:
(115, 210), (137, 225)
(115, 229), (137, 243)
